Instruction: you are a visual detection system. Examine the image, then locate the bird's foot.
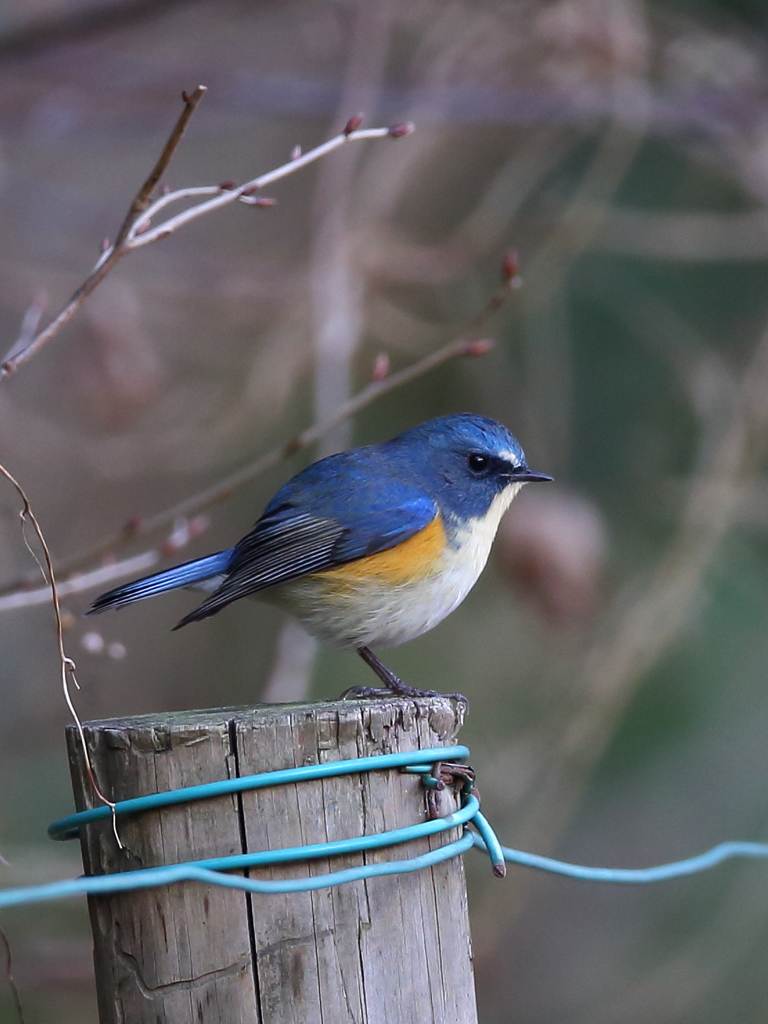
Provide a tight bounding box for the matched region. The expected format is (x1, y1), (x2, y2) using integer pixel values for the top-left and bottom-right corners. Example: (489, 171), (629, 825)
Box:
(341, 646), (469, 705)
(340, 684), (398, 700)
(340, 682), (469, 704)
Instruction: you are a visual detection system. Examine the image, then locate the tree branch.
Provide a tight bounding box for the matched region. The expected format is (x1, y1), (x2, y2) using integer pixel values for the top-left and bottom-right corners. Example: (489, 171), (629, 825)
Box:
(113, 85), (207, 250)
(0, 83), (410, 380)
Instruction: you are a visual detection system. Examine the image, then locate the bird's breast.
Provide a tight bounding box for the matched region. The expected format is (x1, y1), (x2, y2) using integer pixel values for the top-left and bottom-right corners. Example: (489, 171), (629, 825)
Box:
(441, 482), (522, 578)
(320, 512), (448, 587)
(271, 485), (521, 649)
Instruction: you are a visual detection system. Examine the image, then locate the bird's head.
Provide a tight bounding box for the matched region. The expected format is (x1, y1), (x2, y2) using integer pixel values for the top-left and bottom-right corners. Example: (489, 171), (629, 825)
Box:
(391, 413), (552, 522)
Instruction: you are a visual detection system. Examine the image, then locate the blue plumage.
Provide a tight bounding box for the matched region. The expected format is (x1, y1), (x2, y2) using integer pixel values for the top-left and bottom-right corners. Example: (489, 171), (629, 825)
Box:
(89, 414), (551, 697)
(89, 550), (233, 612)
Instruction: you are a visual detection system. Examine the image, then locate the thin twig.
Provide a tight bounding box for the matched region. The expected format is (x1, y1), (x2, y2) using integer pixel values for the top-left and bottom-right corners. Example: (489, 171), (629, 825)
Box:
(3, 291), (47, 366)
(0, 280), (509, 607)
(113, 85), (207, 251)
(0, 82), (409, 380)
(0, 521), (209, 611)
(0, 86), (206, 378)
(127, 126), (396, 250)
(0, 462), (121, 844)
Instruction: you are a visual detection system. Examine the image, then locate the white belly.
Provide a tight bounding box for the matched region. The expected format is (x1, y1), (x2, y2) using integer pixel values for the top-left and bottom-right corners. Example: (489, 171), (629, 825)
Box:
(271, 485), (521, 648)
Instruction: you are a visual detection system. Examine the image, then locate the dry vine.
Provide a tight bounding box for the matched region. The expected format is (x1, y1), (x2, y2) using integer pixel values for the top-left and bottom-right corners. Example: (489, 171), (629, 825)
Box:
(0, 462), (121, 842)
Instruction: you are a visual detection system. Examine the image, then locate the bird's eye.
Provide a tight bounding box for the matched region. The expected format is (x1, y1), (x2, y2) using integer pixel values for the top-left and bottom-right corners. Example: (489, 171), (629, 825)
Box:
(467, 452), (489, 473)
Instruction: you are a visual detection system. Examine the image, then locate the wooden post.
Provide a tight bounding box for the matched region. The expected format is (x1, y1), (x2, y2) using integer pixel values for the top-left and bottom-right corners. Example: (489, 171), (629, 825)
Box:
(67, 698), (478, 1024)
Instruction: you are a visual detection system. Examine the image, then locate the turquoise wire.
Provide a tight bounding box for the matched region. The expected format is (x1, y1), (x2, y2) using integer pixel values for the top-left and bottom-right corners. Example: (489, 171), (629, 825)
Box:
(52, 793), (477, 878)
(48, 745), (470, 840)
(470, 834), (768, 883)
(1, 750), (477, 908)
(471, 810), (506, 875)
(0, 743), (766, 910)
(0, 833), (476, 908)
(178, 794), (477, 872)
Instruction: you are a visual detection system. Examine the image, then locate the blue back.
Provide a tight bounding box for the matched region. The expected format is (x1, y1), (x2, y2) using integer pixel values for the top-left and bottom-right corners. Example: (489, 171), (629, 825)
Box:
(266, 413), (527, 530)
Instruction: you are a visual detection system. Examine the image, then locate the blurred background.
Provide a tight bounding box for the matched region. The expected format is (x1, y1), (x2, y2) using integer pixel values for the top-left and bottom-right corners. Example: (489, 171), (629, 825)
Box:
(2, 0), (768, 1020)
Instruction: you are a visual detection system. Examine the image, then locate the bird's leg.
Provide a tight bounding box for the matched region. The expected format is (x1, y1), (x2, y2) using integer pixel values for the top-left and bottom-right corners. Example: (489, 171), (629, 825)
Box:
(340, 646), (468, 704)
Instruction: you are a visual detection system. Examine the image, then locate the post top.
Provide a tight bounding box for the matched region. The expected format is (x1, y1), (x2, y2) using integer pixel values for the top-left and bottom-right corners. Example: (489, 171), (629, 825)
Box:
(64, 696), (465, 735)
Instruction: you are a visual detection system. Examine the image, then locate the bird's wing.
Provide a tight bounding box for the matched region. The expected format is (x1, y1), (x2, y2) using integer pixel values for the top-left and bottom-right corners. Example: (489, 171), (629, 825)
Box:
(175, 489), (437, 627)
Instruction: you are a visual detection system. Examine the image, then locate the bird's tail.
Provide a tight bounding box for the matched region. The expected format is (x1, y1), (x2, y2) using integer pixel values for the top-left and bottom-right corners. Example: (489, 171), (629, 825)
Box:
(88, 550), (234, 614)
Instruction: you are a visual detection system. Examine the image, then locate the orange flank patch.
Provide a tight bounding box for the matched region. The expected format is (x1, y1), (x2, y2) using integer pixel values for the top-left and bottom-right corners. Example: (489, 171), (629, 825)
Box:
(318, 514), (447, 587)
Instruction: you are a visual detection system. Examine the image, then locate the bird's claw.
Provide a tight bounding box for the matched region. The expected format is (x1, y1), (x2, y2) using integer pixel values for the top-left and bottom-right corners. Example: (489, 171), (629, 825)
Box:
(340, 683), (469, 705)
(340, 684), (394, 700)
(348, 646), (469, 705)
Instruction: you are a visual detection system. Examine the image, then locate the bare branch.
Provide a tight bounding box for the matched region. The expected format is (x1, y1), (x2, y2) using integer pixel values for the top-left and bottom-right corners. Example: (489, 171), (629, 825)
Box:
(2, 291), (47, 365)
(0, 552), (164, 612)
(113, 84), (207, 251)
(1, 87), (207, 379)
(0, 516), (210, 612)
(0, 86), (404, 381)
(126, 126), (391, 250)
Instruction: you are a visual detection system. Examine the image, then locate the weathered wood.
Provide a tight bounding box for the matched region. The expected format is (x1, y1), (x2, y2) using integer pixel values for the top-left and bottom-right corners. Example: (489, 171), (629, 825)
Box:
(67, 698), (478, 1024)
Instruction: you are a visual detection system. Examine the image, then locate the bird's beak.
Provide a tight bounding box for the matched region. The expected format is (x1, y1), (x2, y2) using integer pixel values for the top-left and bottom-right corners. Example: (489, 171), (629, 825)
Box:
(512, 467), (553, 483)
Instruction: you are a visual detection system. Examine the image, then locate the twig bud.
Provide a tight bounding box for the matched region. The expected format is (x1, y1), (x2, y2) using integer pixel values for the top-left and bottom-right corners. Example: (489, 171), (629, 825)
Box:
(493, 864), (507, 878)
(219, 180), (236, 191)
(100, 238), (110, 254)
(188, 515), (210, 538)
(371, 353), (390, 382)
(161, 184), (171, 195)
(344, 113), (364, 136)
(241, 184), (258, 196)
(502, 250), (519, 281)
(122, 517), (143, 539)
(181, 90), (190, 103)
(134, 221), (151, 235)
(161, 517), (195, 555)
(254, 197), (277, 207)
(388, 122), (414, 138)
(290, 145), (302, 161)
(463, 339), (494, 357)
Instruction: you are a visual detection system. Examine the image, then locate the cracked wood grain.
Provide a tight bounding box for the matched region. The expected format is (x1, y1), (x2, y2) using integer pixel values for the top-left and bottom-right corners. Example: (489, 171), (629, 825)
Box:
(67, 700), (477, 1024)
(68, 709), (259, 1024)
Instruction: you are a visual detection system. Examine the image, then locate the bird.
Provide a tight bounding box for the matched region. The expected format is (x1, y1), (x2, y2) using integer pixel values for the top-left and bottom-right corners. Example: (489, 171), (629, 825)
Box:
(89, 414), (552, 701)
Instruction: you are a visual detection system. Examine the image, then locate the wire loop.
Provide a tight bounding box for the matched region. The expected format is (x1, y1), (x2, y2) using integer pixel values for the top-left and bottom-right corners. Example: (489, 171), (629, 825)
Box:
(48, 744), (470, 840)
(0, 744), (765, 911)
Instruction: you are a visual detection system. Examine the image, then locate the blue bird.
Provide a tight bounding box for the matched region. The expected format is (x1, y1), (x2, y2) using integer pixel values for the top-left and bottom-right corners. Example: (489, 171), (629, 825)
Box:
(90, 414), (552, 700)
